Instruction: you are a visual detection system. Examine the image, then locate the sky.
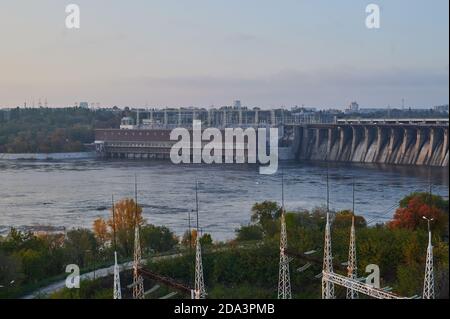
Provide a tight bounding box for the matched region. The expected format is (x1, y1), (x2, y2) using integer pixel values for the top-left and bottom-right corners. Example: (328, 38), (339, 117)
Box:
(0, 0), (448, 109)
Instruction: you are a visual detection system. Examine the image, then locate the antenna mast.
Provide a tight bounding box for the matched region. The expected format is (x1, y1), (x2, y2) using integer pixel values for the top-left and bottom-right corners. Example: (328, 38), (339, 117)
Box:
(347, 178), (358, 299)
(322, 166), (335, 299)
(423, 174), (435, 299)
(112, 195), (122, 299)
(132, 175), (145, 299)
(278, 172), (292, 299)
(194, 181), (206, 299)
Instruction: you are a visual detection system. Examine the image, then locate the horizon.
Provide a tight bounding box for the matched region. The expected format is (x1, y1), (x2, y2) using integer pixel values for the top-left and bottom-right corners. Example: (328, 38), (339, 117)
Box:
(0, 0), (448, 109)
(0, 102), (449, 111)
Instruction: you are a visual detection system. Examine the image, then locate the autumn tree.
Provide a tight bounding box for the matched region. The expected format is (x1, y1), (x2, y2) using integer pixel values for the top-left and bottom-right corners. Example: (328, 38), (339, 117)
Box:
(93, 198), (144, 257)
(389, 193), (448, 236)
(333, 210), (367, 229)
(182, 229), (198, 248)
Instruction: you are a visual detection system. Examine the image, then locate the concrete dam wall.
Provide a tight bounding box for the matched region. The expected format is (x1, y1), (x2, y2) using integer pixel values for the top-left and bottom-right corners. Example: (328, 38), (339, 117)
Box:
(295, 124), (449, 167)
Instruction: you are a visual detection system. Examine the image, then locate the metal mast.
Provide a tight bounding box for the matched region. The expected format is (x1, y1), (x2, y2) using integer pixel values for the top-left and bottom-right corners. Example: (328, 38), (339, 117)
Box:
(422, 178), (435, 299)
(322, 167), (335, 299)
(132, 176), (145, 299)
(346, 179), (358, 299)
(194, 181), (206, 299)
(278, 172), (292, 299)
(113, 251), (122, 299)
(422, 217), (435, 299)
(112, 195), (122, 299)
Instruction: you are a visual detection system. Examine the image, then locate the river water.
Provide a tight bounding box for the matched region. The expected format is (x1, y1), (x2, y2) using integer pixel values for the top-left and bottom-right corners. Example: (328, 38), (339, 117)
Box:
(0, 160), (448, 240)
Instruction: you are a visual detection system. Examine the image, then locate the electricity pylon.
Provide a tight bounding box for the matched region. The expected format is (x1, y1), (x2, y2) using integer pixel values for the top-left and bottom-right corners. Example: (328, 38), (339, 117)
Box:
(132, 225), (145, 299)
(422, 216), (435, 299)
(346, 216), (358, 299)
(132, 176), (145, 300)
(346, 179), (358, 299)
(112, 195), (122, 299)
(194, 236), (206, 299)
(194, 181), (206, 299)
(322, 168), (335, 299)
(113, 251), (122, 299)
(278, 173), (292, 299)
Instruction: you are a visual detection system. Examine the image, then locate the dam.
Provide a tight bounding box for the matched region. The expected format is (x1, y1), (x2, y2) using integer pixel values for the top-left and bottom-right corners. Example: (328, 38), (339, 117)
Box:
(95, 114), (449, 167)
(294, 120), (449, 167)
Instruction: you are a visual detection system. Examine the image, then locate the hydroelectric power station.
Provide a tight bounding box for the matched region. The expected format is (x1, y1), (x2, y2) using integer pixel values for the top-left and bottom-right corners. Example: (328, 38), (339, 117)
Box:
(94, 107), (449, 167)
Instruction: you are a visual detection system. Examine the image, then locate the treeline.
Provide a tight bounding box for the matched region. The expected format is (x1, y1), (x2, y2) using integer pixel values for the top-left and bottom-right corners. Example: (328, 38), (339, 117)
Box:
(0, 108), (122, 153)
(340, 108), (449, 120)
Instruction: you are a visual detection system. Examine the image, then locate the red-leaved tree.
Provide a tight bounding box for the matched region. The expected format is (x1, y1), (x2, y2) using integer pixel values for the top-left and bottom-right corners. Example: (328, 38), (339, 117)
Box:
(389, 195), (447, 236)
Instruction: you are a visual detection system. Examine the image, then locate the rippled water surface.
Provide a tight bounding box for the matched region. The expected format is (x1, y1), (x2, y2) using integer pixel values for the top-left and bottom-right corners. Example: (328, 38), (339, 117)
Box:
(0, 160), (448, 240)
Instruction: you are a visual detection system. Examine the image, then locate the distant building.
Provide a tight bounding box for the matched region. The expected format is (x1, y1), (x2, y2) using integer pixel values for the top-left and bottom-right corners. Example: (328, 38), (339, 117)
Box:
(345, 101), (359, 114)
(120, 117), (135, 129)
(233, 100), (242, 109)
(433, 105), (449, 113)
(79, 102), (89, 109)
(292, 106), (317, 113)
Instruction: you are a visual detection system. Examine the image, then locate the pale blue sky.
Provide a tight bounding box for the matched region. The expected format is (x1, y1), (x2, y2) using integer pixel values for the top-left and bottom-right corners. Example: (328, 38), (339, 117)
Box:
(0, 0), (448, 108)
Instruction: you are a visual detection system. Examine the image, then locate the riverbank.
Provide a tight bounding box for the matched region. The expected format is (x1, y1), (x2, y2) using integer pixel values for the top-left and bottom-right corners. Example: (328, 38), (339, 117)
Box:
(0, 152), (96, 161)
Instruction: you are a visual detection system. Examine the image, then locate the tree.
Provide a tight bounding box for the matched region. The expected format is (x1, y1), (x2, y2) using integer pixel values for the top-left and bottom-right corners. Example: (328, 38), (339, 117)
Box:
(251, 201), (282, 224)
(389, 194), (448, 235)
(333, 210), (367, 229)
(141, 225), (178, 253)
(13, 249), (46, 283)
(93, 198), (144, 256)
(64, 229), (98, 268)
(250, 201), (282, 237)
(400, 192), (448, 212)
(93, 219), (108, 245)
(0, 252), (23, 292)
(200, 233), (213, 246)
(235, 224), (264, 242)
(181, 230), (196, 248)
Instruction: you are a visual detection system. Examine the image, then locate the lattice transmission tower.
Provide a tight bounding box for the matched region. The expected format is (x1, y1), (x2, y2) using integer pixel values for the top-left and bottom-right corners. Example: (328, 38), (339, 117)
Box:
(346, 179), (358, 299)
(132, 177), (145, 299)
(278, 173), (292, 299)
(112, 196), (122, 299)
(113, 251), (122, 299)
(422, 179), (435, 299)
(422, 216), (435, 299)
(322, 168), (335, 299)
(132, 225), (145, 299)
(194, 181), (206, 299)
(194, 237), (206, 299)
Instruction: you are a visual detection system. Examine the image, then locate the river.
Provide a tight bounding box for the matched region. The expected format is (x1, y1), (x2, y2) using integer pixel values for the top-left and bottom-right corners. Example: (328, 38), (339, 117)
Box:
(0, 159), (448, 240)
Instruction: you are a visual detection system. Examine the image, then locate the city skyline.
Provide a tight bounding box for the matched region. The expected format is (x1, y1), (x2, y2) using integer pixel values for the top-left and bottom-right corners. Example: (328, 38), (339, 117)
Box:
(0, 0), (448, 109)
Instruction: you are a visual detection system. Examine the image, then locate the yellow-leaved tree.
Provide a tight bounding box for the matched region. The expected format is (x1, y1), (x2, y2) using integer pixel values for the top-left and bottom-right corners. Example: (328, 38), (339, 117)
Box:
(93, 198), (144, 257)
